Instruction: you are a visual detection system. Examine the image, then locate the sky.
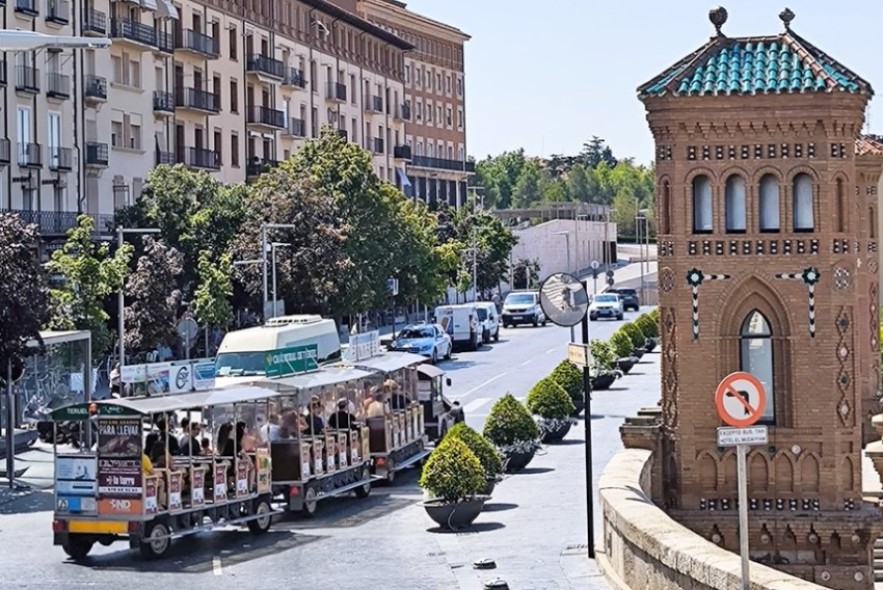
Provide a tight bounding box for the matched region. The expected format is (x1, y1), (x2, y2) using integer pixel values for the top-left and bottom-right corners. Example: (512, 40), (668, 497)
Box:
(404, 0), (883, 165)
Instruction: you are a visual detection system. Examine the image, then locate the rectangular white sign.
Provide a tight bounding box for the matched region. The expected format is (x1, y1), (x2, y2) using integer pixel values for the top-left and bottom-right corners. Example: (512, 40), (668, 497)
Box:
(567, 343), (590, 368)
(717, 426), (768, 447)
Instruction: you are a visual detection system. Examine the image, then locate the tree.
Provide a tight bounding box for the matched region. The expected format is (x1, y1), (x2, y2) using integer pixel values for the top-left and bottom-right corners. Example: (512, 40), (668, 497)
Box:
(451, 208), (518, 296)
(0, 213), (49, 369)
(565, 164), (592, 203)
(539, 172), (568, 203)
(123, 238), (184, 354)
(46, 215), (132, 357)
(193, 250), (233, 330)
(512, 258), (540, 290)
(512, 160), (543, 208)
(473, 149), (526, 209)
(579, 136), (618, 169)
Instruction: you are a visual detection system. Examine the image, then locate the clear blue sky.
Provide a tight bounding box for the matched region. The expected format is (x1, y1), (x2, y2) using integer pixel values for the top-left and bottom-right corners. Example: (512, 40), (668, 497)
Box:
(405, 0), (883, 165)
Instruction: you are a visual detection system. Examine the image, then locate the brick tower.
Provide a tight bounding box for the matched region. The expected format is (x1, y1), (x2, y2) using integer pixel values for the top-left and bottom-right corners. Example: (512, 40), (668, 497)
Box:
(638, 7), (883, 588)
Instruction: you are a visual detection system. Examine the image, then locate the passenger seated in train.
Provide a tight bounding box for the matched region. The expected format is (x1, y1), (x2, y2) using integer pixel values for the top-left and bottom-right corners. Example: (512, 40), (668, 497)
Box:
(385, 380), (409, 411)
(303, 396), (325, 436)
(366, 390), (388, 418)
(328, 398), (359, 430)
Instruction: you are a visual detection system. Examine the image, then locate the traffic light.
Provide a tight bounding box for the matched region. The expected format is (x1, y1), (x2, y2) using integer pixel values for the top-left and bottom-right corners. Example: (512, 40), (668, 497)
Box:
(0, 356), (25, 386)
(606, 269), (615, 287)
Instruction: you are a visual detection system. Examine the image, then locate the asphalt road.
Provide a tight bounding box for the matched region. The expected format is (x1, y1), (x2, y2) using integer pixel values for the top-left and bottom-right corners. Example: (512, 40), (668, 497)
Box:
(0, 308), (659, 590)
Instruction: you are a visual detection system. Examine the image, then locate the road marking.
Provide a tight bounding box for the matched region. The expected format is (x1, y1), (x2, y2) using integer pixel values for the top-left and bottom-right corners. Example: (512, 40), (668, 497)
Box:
(520, 359), (532, 366)
(460, 373), (506, 397)
(212, 556), (223, 576)
(462, 397), (491, 414)
(546, 348), (556, 354)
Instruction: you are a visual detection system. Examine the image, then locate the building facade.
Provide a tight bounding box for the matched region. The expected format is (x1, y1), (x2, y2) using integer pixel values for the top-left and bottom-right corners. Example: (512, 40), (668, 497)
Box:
(349, 0), (472, 209)
(640, 7), (882, 589)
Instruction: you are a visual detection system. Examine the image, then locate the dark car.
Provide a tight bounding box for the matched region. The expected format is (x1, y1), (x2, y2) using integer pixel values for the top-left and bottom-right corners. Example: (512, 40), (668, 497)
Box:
(607, 288), (639, 312)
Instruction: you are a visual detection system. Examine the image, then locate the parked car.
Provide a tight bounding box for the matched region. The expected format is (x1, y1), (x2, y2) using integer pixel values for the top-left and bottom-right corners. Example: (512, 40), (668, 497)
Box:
(606, 287), (640, 312)
(434, 304), (482, 351)
(474, 302), (501, 343)
(501, 290), (547, 328)
(589, 293), (624, 321)
(390, 323), (453, 363)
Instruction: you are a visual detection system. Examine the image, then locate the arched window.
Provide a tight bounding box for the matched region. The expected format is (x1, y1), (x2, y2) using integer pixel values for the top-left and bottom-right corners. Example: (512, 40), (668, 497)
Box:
(836, 178), (847, 233)
(725, 175), (746, 233)
(659, 181), (671, 234)
(692, 175), (712, 233)
(793, 173), (814, 232)
(871, 206), (877, 240)
(740, 310), (775, 423)
(759, 174), (780, 232)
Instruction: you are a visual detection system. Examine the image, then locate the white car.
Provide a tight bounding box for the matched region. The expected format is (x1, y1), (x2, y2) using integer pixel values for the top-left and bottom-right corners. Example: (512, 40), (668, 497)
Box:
(390, 323), (453, 363)
(589, 293), (624, 321)
(474, 302), (500, 343)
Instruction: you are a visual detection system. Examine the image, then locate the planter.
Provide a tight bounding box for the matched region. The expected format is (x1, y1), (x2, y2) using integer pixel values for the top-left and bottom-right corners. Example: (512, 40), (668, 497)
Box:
(481, 476), (497, 496)
(570, 398), (585, 417)
(591, 372), (617, 391)
(503, 448), (536, 473)
(632, 348), (645, 360)
(540, 420), (572, 443)
(614, 358), (636, 374)
(422, 497), (488, 529)
(643, 338), (658, 353)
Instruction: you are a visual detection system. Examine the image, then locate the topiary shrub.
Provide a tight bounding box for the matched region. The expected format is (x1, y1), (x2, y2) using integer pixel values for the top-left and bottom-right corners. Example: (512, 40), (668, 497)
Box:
(418, 436), (486, 504)
(635, 313), (659, 339)
(526, 377), (575, 420)
(447, 422), (503, 477)
(550, 360), (583, 405)
(610, 329), (635, 359)
(483, 393), (540, 454)
(589, 339), (616, 372)
(621, 322), (646, 349)
(649, 307), (660, 324)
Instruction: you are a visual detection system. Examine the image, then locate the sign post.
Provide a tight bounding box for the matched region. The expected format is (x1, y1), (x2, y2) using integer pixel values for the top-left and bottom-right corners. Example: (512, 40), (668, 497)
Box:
(714, 371), (767, 590)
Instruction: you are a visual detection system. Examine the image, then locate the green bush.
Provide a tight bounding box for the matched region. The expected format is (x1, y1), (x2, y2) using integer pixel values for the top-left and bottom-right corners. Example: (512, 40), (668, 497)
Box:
(550, 360), (583, 404)
(526, 377), (576, 420)
(610, 330), (634, 359)
(418, 436), (486, 503)
(483, 393), (540, 447)
(589, 339), (616, 371)
(635, 313), (659, 339)
(649, 307), (660, 323)
(621, 322), (645, 349)
(447, 423), (503, 477)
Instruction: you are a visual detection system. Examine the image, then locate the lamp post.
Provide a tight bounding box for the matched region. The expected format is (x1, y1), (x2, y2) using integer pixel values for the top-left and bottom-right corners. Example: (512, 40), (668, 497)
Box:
(270, 242), (290, 318)
(117, 227), (160, 381)
(555, 230), (575, 342)
(260, 223), (297, 320)
(635, 209), (649, 307)
(468, 186), (485, 302)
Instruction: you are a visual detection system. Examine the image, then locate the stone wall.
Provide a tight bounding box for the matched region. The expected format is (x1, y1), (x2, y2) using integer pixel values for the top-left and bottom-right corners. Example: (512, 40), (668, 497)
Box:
(598, 448), (828, 590)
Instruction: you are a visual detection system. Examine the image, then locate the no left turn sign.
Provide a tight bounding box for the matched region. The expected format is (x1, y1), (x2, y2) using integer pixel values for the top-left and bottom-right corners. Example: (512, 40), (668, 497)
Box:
(714, 372), (766, 428)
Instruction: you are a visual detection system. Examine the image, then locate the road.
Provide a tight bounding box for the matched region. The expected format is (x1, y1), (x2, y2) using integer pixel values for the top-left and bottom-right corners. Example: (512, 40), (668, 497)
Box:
(0, 308), (659, 590)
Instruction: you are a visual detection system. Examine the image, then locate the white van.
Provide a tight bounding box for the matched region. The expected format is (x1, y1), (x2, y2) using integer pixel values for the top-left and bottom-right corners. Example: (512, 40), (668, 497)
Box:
(214, 315), (341, 378)
(474, 302), (500, 343)
(434, 304), (482, 351)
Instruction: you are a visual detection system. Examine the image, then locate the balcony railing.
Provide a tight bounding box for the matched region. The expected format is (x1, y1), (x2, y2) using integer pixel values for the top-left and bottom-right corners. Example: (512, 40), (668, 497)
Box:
(157, 30), (174, 54)
(48, 147), (73, 171)
(175, 87), (219, 113)
(155, 150), (175, 165)
(397, 104), (411, 121)
(284, 68), (306, 88)
(10, 210), (115, 236)
(0, 139), (10, 164)
(14, 0), (38, 16)
(287, 117), (306, 137)
(246, 158), (279, 177)
(110, 18), (157, 48)
(85, 142), (108, 166)
(411, 155), (475, 172)
(326, 82), (346, 102)
(153, 90), (174, 112)
(246, 54), (284, 79)
(46, 72), (70, 99)
(180, 147), (220, 170)
(371, 138), (384, 154)
(84, 75), (107, 101)
(83, 8), (106, 35)
(176, 28), (219, 58)
(393, 145), (412, 160)
(45, 0), (69, 24)
(18, 142), (42, 167)
(366, 95), (383, 113)
(15, 66), (39, 93)
(246, 105), (285, 129)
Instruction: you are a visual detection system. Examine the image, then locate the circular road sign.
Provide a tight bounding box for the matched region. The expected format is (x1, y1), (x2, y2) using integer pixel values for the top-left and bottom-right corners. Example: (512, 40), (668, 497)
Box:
(591, 260), (600, 270)
(539, 272), (589, 327)
(714, 371), (766, 428)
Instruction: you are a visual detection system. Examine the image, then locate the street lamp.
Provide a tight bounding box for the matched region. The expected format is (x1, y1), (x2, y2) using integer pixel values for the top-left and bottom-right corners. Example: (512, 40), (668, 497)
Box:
(554, 230), (575, 343)
(117, 227), (161, 382)
(260, 223), (297, 319)
(635, 209), (650, 307)
(270, 242), (290, 318)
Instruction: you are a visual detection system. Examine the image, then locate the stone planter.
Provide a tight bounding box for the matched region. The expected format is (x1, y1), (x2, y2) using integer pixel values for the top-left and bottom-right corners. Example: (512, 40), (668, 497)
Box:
(540, 420), (572, 443)
(422, 497), (488, 529)
(570, 398), (586, 417)
(614, 358), (637, 374)
(632, 348), (645, 360)
(592, 372), (617, 391)
(481, 476), (497, 497)
(503, 448), (536, 473)
(643, 338), (658, 353)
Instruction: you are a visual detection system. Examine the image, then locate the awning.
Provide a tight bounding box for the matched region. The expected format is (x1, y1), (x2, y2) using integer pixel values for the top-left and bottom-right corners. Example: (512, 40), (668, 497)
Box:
(396, 167), (411, 188)
(416, 364), (445, 379)
(140, 0), (158, 11)
(156, 0), (179, 19)
(352, 351), (427, 374)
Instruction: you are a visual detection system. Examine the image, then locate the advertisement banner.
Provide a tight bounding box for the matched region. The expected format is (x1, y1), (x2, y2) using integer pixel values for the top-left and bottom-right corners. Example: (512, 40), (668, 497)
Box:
(191, 468), (205, 507)
(144, 477), (158, 514)
(346, 331), (381, 362)
(213, 464), (228, 502)
(98, 498), (144, 516)
(121, 359), (216, 394)
(168, 472), (183, 512)
(192, 361), (216, 390)
(97, 418), (142, 457)
(56, 495), (97, 514)
(97, 457), (142, 497)
(55, 456), (98, 497)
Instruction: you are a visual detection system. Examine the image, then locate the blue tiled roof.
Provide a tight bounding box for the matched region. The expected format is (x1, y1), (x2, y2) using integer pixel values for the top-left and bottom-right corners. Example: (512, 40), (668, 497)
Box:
(638, 32), (872, 98)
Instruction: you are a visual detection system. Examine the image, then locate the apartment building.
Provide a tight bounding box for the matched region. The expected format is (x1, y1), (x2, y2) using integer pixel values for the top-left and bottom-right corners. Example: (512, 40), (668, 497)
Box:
(350, 0), (472, 209)
(1, 0), (413, 252)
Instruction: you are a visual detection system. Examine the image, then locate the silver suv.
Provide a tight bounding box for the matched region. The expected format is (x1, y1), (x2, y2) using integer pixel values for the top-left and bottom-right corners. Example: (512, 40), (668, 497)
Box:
(501, 291), (547, 328)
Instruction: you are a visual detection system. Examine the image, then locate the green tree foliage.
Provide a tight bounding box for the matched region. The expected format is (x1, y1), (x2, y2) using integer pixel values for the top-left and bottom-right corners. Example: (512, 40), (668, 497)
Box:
(578, 136), (618, 169)
(193, 251), (234, 329)
(124, 238), (184, 353)
(511, 258), (540, 290)
(46, 215), (132, 357)
(449, 206), (518, 296)
(0, 213), (49, 365)
(446, 422), (503, 477)
(473, 149), (526, 209)
(526, 376), (576, 420)
(512, 159), (543, 208)
(483, 393), (540, 446)
(565, 164), (592, 203)
(418, 436), (486, 503)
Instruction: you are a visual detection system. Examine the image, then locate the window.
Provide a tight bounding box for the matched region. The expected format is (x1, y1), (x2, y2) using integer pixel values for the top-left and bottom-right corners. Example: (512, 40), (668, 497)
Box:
(436, 106), (441, 125)
(111, 120), (122, 147)
(759, 174), (780, 232)
(229, 27), (237, 59)
(792, 173), (814, 231)
(740, 310), (775, 423)
(457, 108), (463, 129)
(871, 207), (877, 239)
(691, 175), (712, 233)
(457, 77), (463, 96)
(446, 75), (451, 94)
(231, 133), (239, 167)
(230, 80), (238, 112)
(724, 175), (746, 232)
(53, 185), (66, 212)
(446, 107), (452, 126)
(836, 178), (847, 233)
(404, 65), (410, 84)
(129, 122), (141, 149)
(659, 181), (671, 234)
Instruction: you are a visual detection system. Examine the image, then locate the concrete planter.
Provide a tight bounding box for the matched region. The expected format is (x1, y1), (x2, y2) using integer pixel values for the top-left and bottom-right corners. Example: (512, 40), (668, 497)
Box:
(643, 337), (659, 353)
(422, 497), (488, 529)
(592, 372), (618, 391)
(540, 420), (572, 443)
(503, 448), (536, 473)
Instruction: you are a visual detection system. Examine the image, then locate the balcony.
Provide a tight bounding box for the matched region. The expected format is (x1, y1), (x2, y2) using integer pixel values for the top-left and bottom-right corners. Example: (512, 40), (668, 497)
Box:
(153, 90), (174, 113)
(0, 139), (10, 165)
(371, 137), (384, 154)
(48, 147), (73, 171)
(46, 72), (71, 99)
(180, 147), (220, 170)
(246, 54), (284, 80)
(157, 30), (173, 54)
(246, 105), (286, 130)
(45, 0), (69, 24)
(284, 68), (306, 89)
(393, 145), (412, 161)
(85, 142), (108, 167)
(365, 95), (383, 113)
(110, 18), (157, 49)
(18, 142), (42, 168)
(83, 7), (106, 35)
(175, 28), (219, 58)
(175, 87), (219, 113)
(15, 66), (39, 93)
(14, 0), (38, 17)
(84, 74), (107, 102)
(155, 150), (175, 165)
(396, 104), (411, 121)
(10, 210), (115, 236)
(326, 82), (346, 102)
(246, 158), (279, 178)
(410, 155), (475, 173)
(286, 117), (306, 137)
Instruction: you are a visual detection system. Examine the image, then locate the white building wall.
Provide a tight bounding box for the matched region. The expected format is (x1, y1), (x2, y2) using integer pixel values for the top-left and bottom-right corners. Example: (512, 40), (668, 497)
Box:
(509, 218), (617, 281)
